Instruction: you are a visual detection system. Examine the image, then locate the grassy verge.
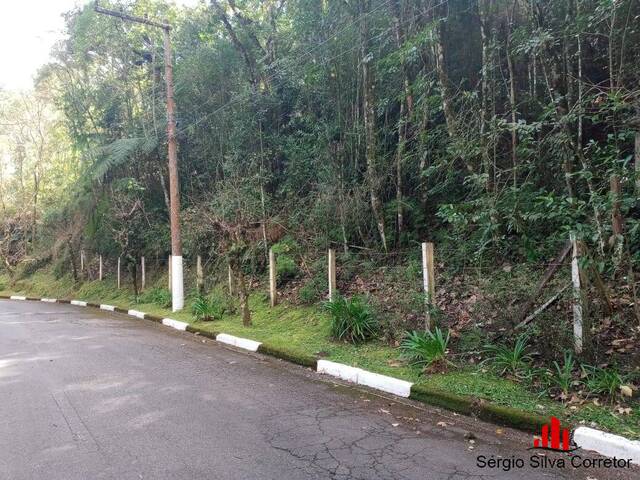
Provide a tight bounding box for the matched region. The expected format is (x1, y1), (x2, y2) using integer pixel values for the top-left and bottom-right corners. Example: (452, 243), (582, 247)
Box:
(2, 270), (638, 438)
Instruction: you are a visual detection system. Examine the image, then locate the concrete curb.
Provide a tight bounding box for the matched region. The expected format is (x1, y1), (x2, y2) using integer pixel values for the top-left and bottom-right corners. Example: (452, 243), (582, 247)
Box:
(162, 318), (188, 331)
(216, 333), (262, 352)
(2, 294), (638, 463)
(317, 359), (412, 397)
(574, 427), (640, 465)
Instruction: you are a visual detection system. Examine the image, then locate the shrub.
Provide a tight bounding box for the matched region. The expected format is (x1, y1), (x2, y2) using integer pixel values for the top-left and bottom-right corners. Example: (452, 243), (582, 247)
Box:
(138, 287), (171, 308)
(298, 275), (327, 304)
(483, 334), (533, 380)
(325, 295), (378, 343)
(191, 294), (224, 322)
(400, 328), (451, 368)
(271, 238), (299, 283)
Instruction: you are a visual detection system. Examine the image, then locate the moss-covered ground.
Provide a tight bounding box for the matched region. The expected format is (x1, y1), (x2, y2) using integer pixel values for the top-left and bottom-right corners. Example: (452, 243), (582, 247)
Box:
(1, 269), (638, 439)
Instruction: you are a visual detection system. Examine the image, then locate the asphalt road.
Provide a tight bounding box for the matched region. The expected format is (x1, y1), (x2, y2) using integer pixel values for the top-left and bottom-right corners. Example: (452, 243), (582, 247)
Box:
(0, 300), (636, 480)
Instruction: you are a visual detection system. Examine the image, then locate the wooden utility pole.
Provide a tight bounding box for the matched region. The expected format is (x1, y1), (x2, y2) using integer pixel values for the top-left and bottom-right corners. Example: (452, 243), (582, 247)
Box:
(95, 1), (183, 311)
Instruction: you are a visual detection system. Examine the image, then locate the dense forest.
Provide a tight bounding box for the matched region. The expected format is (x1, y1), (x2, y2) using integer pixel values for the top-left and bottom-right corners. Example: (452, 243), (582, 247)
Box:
(1, 0), (640, 375)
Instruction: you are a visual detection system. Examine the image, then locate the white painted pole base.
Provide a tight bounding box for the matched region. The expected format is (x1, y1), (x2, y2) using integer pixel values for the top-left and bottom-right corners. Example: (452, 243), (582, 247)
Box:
(171, 255), (184, 312)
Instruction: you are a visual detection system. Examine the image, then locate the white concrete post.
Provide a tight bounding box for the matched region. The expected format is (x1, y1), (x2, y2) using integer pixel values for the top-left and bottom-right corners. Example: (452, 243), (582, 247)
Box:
(80, 250), (85, 276)
(99, 255), (103, 281)
(196, 255), (204, 294)
(171, 255), (183, 311)
(328, 248), (337, 301)
(228, 264), (234, 296)
(421, 242), (435, 331)
(571, 233), (585, 354)
(269, 247), (277, 307)
(117, 257), (121, 289)
(141, 256), (146, 291)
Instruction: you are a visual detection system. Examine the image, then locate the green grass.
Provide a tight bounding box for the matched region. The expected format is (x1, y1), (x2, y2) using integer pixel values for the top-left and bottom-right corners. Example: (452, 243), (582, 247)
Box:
(2, 269), (638, 438)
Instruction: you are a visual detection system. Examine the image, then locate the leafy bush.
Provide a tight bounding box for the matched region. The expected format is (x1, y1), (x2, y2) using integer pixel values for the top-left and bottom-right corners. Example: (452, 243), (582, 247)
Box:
(400, 328), (451, 368)
(191, 294), (225, 322)
(325, 295), (378, 343)
(271, 238), (299, 283)
(582, 365), (626, 401)
(298, 275), (327, 304)
(483, 334), (533, 380)
(138, 287), (171, 308)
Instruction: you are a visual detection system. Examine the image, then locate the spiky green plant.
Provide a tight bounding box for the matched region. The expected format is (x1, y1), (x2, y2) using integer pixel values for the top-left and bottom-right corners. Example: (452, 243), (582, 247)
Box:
(483, 334), (533, 379)
(400, 328), (451, 368)
(324, 295), (378, 343)
(192, 295), (223, 322)
(551, 351), (576, 396)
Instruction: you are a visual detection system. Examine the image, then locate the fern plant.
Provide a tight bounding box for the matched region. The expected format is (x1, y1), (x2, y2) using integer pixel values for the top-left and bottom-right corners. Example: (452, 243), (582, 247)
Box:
(400, 328), (451, 368)
(325, 295), (378, 343)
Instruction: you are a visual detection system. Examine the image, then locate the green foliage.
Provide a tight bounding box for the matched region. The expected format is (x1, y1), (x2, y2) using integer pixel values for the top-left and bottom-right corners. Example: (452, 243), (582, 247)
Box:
(400, 328), (450, 368)
(90, 137), (158, 181)
(581, 365), (627, 401)
(138, 288), (171, 308)
(191, 294), (224, 322)
(550, 351), (576, 396)
(271, 238), (299, 283)
(298, 275), (327, 304)
(325, 295), (378, 343)
(483, 334), (533, 380)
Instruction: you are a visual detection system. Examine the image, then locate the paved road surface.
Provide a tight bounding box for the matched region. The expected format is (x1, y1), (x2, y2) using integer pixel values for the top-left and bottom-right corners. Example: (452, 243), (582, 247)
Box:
(0, 299), (636, 479)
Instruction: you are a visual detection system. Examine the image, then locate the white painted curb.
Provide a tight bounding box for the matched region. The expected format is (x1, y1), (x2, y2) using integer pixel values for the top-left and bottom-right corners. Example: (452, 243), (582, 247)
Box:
(71, 300), (87, 307)
(128, 309), (145, 319)
(10, 295), (26, 300)
(574, 427), (640, 465)
(357, 370), (413, 398)
(317, 360), (412, 398)
(100, 304), (115, 311)
(162, 318), (188, 331)
(216, 333), (262, 352)
(317, 359), (361, 383)
(40, 298), (57, 303)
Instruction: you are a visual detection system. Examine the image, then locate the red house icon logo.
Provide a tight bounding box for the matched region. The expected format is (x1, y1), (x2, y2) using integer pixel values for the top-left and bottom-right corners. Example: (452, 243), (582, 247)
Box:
(532, 417), (577, 452)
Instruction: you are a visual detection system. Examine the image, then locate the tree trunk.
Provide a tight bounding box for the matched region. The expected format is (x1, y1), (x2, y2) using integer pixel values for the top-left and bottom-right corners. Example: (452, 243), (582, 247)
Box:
(390, 0), (412, 242)
(360, 0), (387, 251)
(435, 20), (456, 140)
(479, 0), (493, 192)
(506, 8), (518, 188)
